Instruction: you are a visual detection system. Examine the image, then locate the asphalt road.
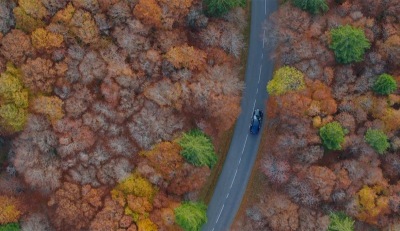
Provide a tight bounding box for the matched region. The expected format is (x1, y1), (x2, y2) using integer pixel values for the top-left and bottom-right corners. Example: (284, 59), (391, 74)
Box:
(201, 0), (278, 230)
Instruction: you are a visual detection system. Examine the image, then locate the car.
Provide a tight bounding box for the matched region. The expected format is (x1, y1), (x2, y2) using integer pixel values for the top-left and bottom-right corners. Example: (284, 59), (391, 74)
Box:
(249, 109), (263, 134)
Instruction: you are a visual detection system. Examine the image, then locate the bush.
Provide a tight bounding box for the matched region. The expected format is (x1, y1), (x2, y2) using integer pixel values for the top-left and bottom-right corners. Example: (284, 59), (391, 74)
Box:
(178, 128), (218, 168)
(292, 0), (328, 14)
(372, 73), (397, 95)
(329, 25), (371, 64)
(364, 129), (390, 154)
(174, 201), (207, 231)
(319, 121), (346, 150)
(205, 0), (246, 16)
(267, 66), (305, 96)
(327, 211), (354, 231)
(0, 223), (20, 231)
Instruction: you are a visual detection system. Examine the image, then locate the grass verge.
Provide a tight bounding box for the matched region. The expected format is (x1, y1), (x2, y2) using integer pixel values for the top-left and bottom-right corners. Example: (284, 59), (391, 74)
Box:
(198, 1), (252, 204)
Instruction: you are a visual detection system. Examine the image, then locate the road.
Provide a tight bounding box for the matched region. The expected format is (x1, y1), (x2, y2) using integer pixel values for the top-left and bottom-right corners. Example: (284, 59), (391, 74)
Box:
(201, 0), (278, 230)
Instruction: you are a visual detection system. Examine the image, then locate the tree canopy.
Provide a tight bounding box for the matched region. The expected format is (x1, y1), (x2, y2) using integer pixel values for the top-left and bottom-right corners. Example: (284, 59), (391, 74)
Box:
(178, 128), (218, 168)
(205, 0), (246, 16)
(267, 66), (305, 96)
(364, 129), (390, 154)
(327, 211), (354, 231)
(292, 0), (328, 14)
(319, 121), (346, 150)
(329, 25), (371, 64)
(174, 201), (208, 231)
(372, 73), (397, 95)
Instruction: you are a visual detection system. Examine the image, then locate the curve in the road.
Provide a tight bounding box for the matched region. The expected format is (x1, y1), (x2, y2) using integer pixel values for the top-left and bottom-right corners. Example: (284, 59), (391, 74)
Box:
(202, 0), (278, 231)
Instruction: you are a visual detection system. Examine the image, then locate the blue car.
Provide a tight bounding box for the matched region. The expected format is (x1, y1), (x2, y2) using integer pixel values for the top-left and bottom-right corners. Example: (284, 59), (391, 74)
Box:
(249, 109), (263, 134)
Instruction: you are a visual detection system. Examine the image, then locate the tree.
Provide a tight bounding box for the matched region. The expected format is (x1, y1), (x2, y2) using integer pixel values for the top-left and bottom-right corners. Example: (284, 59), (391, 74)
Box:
(12, 6), (45, 33)
(31, 96), (64, 122)
(18, 0), (49, 19)
(329, 25), (371, 64)
(260, 155), (290, 184)
(327, 211), (354, 231)
(178, 128), (217, 168)
(0, 196), (20, 225)
(205, 0), (246, 16)
(364, 129), (390, 154)
(136, 218), (158, 231)
(133, 0), (162, 28)
(0, 223), (20, 231)
(356, 185), (390, 225)
(267, 66), (306, 96)
(372, 73), (397, 95)
(31, 28), (63, 51)
(0, 63), (29, 133)
(292, 0), (328, 14)
(164, 44), (207, 71)
(68, 9), (99, 44)
(112, 173), (157, 201)
(21, 58), (56, 93)
(319, 121), (346, 150)
(174, 201), (207, 231)
(0, 29), (35, 66)
(48, 182), (105, 230)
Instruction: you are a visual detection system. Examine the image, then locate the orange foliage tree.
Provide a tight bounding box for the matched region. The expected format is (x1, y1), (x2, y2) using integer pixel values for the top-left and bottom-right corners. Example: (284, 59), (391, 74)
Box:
(165, 44), (207, 71)
(0, 196), (21, 225)
(133, 0), (162, 28)
(48, 182), (105, 230)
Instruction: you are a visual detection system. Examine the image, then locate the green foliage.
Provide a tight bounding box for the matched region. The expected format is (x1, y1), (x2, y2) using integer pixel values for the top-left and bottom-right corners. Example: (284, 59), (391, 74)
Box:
(329, 25), (371, 64)
(177, 128), (217, 168)
(292, 0), (328, 14)
(364, 129), (390, 154)
(174, 201), (207, 231)
(372, 73), (397, 95)
(327, 211), (354, 231)
(0, 223), (20, 231)
(267, 66), (305, 96)
(0, 63), (29, 134)
(319, 121), (346, 150)
(205, 0), (246, 16)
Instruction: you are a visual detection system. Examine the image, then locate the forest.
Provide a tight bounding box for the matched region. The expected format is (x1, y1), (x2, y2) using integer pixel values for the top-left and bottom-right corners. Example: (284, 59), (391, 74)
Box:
(0, 0), (248, 230)
(234, 0), (400, 230)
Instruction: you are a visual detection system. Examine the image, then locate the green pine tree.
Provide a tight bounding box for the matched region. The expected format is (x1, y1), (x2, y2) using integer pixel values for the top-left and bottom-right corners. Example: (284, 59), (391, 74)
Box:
(205, 0), (246, 16)
(174, 201), (208, 231)
(327, 211), (354, 231)
(292, 0), (329, 14)
(177, 128), (218, 168)
(329, 25), (371, 64)
(319, 121), (346, 150)
(364, 129), (390, 154)
(372, 73), (397, 95)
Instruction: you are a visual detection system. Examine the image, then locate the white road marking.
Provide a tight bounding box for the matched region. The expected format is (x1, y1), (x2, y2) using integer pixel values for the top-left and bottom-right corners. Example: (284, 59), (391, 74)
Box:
(242, 134), (248, 154)
(265, 0), (267, 15)
(258, 65), (262, 83)
(216, 204), (225, 223)
(239, 157), (242, 163)
(230, 169), (238, 188)
(263, 30), (265, 48)
(212, 229), (214, 231)
(256, 88), (258, 94)
(226, 193), (229, 199)
(261, 53), (263, 59)
(252, 100), (256, 112)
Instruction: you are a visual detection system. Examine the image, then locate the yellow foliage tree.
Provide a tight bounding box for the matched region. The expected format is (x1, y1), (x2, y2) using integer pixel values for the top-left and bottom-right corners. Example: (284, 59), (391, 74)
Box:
(51, 3), (76, 24)
(13, 7), (45, 33)
(356, 185), (390, 225)
(18, 0), (49, 19)
(68, 9), (100, 44)
(31, 28), (64, 51)
(0, 63), (29, 133)
(31, 96), (64, 122)
(112, 173), (157, 202)
(164, 44), (207, 71)
(136, 218), (158, 231)
(0, 196), (21, 225)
